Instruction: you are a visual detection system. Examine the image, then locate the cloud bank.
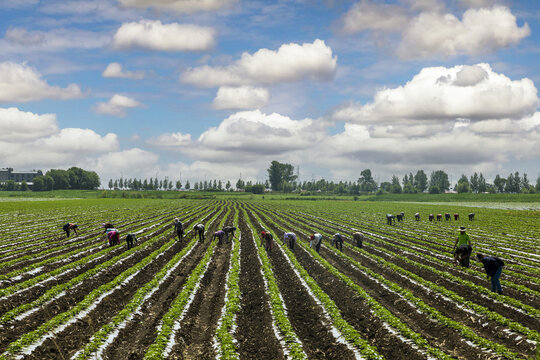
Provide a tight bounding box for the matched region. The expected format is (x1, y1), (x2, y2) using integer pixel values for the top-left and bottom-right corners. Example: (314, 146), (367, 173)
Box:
(94, 94), (143, 117)
(113, 20), (215, 52)
(181, 39), (337, 87)
(0, 62), (83, 103)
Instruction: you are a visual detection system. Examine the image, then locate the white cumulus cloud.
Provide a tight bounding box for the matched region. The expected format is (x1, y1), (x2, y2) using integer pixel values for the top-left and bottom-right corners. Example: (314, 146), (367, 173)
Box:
(147, 132), (192, 148)
(113, 20), (215, 52)
(340, 2), (529, 59)
(212, 86), (269, 110)
(0, 107), (58, 141)
(39, 128), (118, 153)
(398, 6), (530, 58)
(333, 63), (539, 124)
(0, 62), (83, 103)
(181, 39), (337, 87)
(342, 1), (409, 33)
(0, 107), (119, 169)
(152, 110), (327, 163)
(92, 148), (159, 178)
(118, 0), (238, 13)
(94, 94), (143, 118)
(102, 62), (144, 79)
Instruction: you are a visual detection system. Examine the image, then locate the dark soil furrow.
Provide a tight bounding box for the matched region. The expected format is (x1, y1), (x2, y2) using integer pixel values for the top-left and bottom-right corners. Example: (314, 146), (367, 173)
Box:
(235, 211), (285, 360)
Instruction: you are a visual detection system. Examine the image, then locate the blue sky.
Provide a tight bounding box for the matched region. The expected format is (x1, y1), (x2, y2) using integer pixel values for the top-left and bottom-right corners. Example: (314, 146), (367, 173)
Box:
(0, 0), (539, 186)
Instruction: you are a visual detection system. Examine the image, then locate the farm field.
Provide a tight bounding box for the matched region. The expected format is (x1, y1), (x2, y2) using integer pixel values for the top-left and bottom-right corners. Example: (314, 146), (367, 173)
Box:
(0, 198), (538, 360)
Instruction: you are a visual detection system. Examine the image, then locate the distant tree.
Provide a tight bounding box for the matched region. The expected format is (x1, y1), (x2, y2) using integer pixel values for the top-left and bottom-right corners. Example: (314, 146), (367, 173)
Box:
(470, 173), (479, 193)
(176, 180), (182, 190)
(168, 182), (173, 190)
(267, 161), (297, 191)
(390, 175), (402, 193)
(379, 181), (391, 192)
(119, 178), (124, 189)
(185, 180), (190, 190)
(20, 181), (29, 191)
(218, 180), (223, 191)
(194, 182), (199, 190)
(505, 172), (521, 193)
(536, 177), (540, 193)
(5, 180), (16, 191)
(114, 179), (119, 188)
(108, 179), (113, 189)
(213, 179), (218, 190)
(32, 176), (45, 191)
(236, 178), (245, 190)
(358, 169), (378, 192)
(428, 185), (441, 194)
(457, 174), (470, 193)
(429, 170), (450, 192)
(521, 173), (530, 192)
(478, 173), (487, 193)
(225, 180), (231, 191)
(402, 183), (416, 193)
(413, 170), (428, 192)
(249, 184), (265, 194)
(493, 174), (506, 193)
(47, 169), (70, 189)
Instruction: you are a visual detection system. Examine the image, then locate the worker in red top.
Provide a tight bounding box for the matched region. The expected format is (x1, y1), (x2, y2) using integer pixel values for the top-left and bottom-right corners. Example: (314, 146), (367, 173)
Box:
(261, 230), (273, 251)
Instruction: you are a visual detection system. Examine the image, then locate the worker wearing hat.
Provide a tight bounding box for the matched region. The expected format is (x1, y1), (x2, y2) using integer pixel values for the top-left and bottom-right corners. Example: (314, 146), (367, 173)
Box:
(453, 226), (472, 268)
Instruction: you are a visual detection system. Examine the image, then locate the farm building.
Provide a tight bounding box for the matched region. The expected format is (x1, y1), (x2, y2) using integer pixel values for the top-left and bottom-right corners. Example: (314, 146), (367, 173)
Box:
(0, 168), (43, 183)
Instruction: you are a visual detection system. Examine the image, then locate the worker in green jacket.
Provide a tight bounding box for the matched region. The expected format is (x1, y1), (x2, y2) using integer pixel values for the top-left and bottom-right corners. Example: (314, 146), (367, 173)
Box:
(453, 226), (472, 268)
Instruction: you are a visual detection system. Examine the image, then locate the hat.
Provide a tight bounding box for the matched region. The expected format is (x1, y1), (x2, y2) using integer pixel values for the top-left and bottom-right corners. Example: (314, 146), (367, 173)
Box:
(458, 226), (466, 232)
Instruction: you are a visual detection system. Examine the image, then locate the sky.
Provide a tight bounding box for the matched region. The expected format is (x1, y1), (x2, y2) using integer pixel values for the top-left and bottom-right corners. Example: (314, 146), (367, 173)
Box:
(0, 0), (539, 187)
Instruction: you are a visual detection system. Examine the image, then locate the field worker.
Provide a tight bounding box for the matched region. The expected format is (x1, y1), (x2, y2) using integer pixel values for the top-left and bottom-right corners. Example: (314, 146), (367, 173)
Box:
(102, 222), (114, 233)
(353, 232), (364, 248)
(477, 253), (505, 294)
(333, 233), (344, 251)
(311, 233), (323, 253)
(105, 228), (120, 246)
(469, 213), (475, 221)
(194, 223), (205, 243)
(414, 213), (420, 221)
(213, 230), (226, 245)
(454, 213), (459, 221)
(62, 223), (78, 238)
(453, 244), (472, 268)
(173, 218), (184, 241)
(386, 214), (395, 225)
(445, 213), (451, 221)
(453, 226), (472, 268)
(261, 230), (273, 251)
(223, 226), (236, 243)
(283, 232), (296, 249)
(429, 214), (434, 222)
(126, 233), (136, 250)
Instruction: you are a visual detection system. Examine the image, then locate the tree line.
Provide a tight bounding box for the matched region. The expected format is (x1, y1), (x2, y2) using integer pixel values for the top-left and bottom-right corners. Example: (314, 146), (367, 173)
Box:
(264, 161), (540, 195)
(1, 167), (100, 191)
